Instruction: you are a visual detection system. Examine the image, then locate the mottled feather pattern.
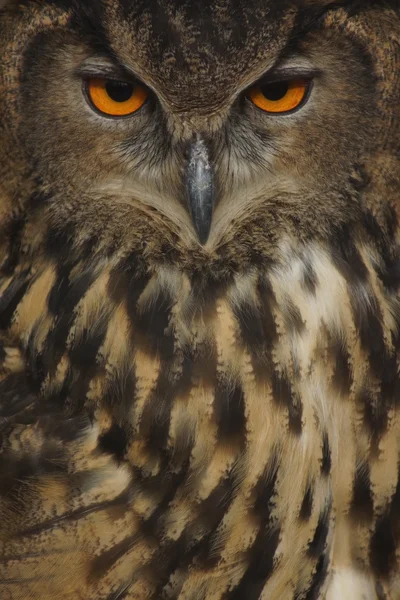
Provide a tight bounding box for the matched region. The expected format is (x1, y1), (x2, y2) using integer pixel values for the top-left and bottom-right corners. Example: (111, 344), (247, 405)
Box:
(0, 195), (400, 599)
(0, 0), (400, 598)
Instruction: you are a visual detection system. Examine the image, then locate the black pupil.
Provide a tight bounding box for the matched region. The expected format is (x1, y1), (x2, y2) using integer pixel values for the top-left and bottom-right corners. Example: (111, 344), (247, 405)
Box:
(260, 81), (290, 101)
(105, 81), (134, 103)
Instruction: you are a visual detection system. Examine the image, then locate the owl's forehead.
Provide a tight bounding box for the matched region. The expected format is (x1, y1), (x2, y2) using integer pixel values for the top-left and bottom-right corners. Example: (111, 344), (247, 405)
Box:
(92, 0), (303, 111)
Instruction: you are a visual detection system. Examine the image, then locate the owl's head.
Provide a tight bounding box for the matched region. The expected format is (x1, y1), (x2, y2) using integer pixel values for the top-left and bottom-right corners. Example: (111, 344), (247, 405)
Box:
(0, 0), (399, 273)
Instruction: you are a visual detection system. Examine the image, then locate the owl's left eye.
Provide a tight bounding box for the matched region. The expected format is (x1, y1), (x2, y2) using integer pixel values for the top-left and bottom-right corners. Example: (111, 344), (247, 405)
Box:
(247, 79), (311, 114)
(85, 78), (148, 117)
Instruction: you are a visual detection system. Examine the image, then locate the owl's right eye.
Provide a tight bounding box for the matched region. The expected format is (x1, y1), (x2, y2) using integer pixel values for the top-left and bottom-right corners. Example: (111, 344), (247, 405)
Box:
(85, 78), (148, 117)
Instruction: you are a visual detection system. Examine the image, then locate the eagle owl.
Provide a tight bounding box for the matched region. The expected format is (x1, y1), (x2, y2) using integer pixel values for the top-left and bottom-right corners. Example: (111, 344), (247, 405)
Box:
(0, 0), (399, 598)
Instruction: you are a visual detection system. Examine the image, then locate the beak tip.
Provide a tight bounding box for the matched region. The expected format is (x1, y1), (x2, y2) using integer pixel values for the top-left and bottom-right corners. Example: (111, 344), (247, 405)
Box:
(190, 202), (213, 245)
(195, 224), (211, 245)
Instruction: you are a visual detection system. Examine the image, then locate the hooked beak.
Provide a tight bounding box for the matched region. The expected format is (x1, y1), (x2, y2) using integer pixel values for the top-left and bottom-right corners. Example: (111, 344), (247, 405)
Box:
(185, 137), (215, 245)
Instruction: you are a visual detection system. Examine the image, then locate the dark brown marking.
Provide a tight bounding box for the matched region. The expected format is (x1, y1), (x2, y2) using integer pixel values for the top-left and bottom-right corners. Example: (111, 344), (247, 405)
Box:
(149, 479), (235, 599)
(321, 433), (331, 476)
(0, 272), (30, 330)
(369, 515), (397, 578)
(230, 527), (280, 600)
(289, 393), (303, 435)
(139, 370), (176, 456)
(257, 278), (278, 344)
(307, 509), (330, 559)
(283, 298), (305, 336)
(214, 377), (246, 443)
(43, 269), (97, 376)
(185, 273), (222, 325)
(99, 424), (127, 462)
(350, 462), (374, 523)
(45, 222), (75, 264)
(252, 455), (279, 520)
(194, 474), (238, 569)
(230, 456), (280, 598)
(231, 297), (266, 348)
(360, 388), (389, 448)
(89, 534), (139, 581)
(47, 268), (71, 316)
(304, 553), (329, 600)
(102, 362), (137, 424)
(18, 486), (132, 538)
(370, 465), (400, 579)
(300, 486), (313, 521)
(301, 257), (318, 295)
(272, 370), (303, 434)
(69, 315), (109, 370)
(134, 283), (175, 359)
(108, 257), (150, 308)
(377, 249), (400, 292)
(272, 371), (292, 408)
(247, 278), (279, 380)
(0, 214), (26, 276)
(45, 218), (98, 267)
(330, 225), (369, 283)
(331, 342), (352, 398)
(135, 470), (197, 578)
(0, 373), (36, 418)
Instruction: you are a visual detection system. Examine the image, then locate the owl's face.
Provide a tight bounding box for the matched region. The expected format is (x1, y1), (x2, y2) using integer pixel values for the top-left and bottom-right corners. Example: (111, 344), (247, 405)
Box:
(0, 0), (398, 264)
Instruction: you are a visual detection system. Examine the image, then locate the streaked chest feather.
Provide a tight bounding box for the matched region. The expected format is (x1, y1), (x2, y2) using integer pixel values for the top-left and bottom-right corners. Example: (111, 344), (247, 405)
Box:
(1, 237), (400, 600)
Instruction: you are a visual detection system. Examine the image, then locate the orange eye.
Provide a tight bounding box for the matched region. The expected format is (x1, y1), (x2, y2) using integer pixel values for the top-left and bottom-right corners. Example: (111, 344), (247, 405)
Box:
(87, 78), (148, 117)
(248, 79), (310, 114)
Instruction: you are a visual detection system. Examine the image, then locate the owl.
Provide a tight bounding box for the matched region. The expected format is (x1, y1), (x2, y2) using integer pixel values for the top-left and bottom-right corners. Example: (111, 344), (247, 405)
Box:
(0, 0), (399, 598)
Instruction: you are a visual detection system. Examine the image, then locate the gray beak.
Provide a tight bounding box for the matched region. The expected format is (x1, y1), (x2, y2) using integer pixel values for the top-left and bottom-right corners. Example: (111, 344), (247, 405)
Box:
(185, 137), (215, 244)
